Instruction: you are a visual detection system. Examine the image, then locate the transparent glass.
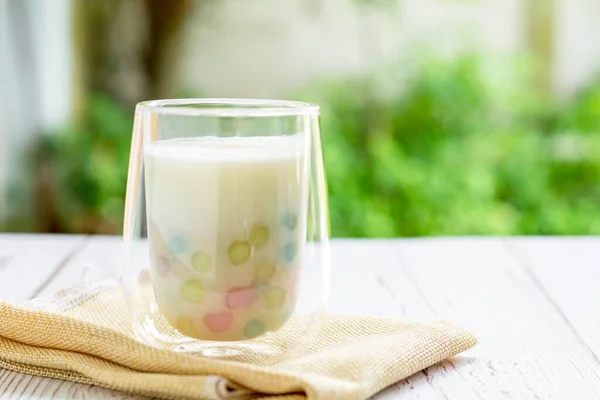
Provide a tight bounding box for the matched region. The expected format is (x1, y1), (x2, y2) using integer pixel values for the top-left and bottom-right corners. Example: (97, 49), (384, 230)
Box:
(122, 99), (329, 360)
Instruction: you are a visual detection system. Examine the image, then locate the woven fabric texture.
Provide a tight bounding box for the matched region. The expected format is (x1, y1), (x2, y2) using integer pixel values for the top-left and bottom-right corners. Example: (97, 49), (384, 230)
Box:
(0, 284), (476, 400)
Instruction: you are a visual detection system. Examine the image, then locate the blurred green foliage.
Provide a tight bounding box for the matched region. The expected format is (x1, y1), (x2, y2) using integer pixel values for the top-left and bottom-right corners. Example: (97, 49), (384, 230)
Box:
(303, 54), (600, 237)
(38, 54), (600, 236)
(39, 95), (132, 233)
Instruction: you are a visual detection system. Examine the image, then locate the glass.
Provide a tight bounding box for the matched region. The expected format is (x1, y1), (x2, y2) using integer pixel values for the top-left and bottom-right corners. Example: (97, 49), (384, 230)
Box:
(122, 99), (329, 360)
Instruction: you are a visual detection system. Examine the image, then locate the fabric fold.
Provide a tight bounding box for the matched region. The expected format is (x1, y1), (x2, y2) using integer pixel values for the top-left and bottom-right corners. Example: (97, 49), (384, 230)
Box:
(0, 284), (476, 400)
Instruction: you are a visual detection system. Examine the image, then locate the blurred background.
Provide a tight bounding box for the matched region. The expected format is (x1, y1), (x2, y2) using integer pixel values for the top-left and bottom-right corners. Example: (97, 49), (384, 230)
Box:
(1, 0), (599, 237)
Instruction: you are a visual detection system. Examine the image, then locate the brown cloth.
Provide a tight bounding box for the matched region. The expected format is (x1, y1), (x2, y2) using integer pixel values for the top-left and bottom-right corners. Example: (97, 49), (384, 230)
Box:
(0, 283), (476, 399)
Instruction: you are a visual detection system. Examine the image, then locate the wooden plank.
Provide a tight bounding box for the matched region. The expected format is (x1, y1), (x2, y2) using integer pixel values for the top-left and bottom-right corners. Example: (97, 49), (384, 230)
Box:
(0, 369), (146, 399)
(36, 235), (124, 297)
(328, 240), (475, 400)
(0, 234), (86, 301)
(0, 234), (116, 399)
(0, 235), (148, 400)
(1, 237), (600, 399)
(507, 237), (600, 360)
(374, 238), (600, 399)
(330, 240), (476, 399)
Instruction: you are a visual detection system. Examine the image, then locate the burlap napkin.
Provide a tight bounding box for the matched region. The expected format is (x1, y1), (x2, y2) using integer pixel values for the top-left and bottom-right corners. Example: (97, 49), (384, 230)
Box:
(0, 282), (476, 400)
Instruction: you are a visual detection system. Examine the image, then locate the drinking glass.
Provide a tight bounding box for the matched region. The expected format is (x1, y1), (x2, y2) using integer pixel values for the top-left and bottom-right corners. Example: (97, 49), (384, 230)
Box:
(122, 99), (329, 360)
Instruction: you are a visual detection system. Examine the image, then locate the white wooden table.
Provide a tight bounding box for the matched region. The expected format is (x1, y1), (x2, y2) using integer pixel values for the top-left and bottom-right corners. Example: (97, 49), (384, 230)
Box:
(0, 235), (599, 399)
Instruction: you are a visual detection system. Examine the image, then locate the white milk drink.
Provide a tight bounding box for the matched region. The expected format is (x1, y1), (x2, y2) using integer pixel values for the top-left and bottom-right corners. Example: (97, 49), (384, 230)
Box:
(144, 134), (308, 341)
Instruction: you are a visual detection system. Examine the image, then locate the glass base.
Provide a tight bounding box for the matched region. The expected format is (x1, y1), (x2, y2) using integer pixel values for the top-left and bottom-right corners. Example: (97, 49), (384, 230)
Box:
(173, 341), (278, 358)
(132, 307), (324, 363)
(130, 291), (325, 362)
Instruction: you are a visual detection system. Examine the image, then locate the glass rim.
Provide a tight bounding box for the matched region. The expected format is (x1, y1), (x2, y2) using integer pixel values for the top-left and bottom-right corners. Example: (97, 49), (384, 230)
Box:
(136, 98), (320, 117)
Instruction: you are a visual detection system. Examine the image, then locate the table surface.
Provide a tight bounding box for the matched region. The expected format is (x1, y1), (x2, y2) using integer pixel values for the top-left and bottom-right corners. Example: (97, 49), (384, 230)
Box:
(0, 235), (599, 399)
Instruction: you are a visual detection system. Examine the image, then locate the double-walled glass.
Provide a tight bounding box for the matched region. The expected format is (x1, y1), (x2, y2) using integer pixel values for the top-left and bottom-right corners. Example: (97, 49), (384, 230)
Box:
(122, 99), (329, 360)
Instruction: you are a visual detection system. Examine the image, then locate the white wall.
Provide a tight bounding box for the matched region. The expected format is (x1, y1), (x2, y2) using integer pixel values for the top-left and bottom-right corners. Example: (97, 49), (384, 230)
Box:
(0, 0), (72, 228)
(177, 0), (600, 99)
(0, 0), (7, 223)
(179, 0), (382, 98)
(0, 0), (40, 227)
(176, 0), (523, 98)
(554, 0), (600, 96)
(35, 0), (74, 130)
